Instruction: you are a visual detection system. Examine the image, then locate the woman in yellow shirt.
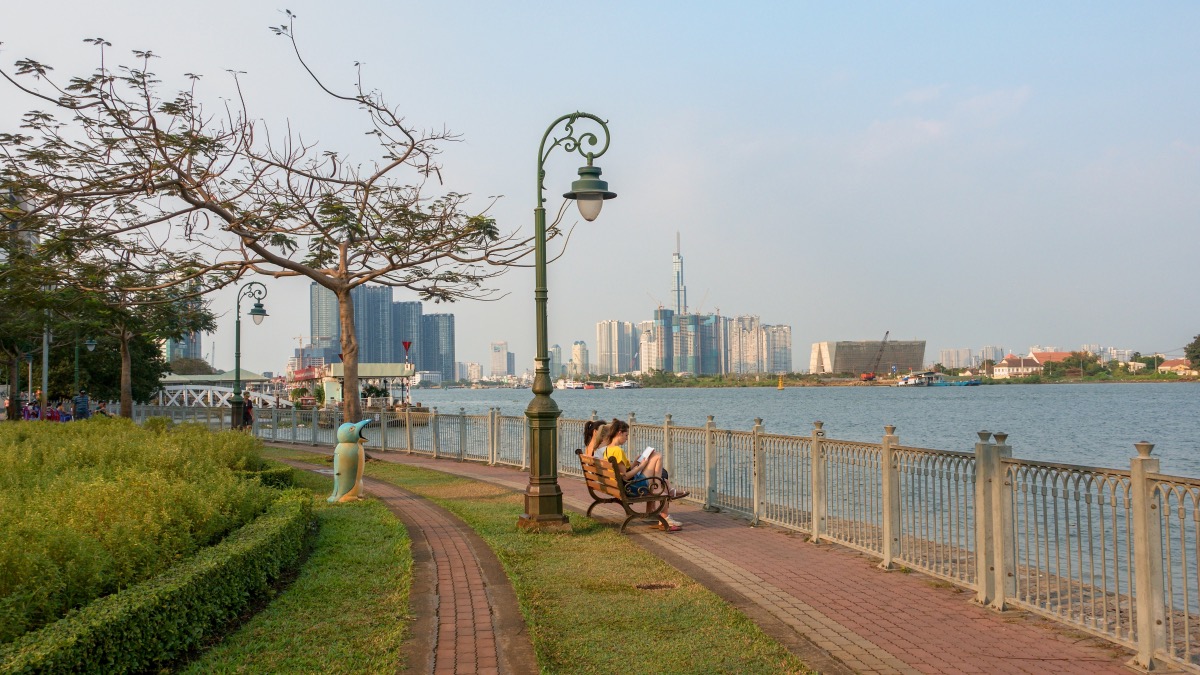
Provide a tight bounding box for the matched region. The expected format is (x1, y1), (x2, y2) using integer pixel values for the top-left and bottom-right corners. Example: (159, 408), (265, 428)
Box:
(600, 419), (687, 530)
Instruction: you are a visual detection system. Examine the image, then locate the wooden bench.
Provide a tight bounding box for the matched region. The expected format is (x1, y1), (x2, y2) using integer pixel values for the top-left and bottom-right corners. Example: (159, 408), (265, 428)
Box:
(576, 449), (675, 533)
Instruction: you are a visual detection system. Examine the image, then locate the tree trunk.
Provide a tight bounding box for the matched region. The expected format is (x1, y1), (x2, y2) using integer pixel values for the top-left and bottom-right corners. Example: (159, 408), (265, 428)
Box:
(119, 327), (133, 419)
(336, 289), (361, 422)
(5, 354), (18, 421)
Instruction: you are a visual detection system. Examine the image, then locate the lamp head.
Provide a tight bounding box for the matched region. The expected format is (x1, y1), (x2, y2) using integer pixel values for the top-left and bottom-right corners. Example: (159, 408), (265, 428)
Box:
(249, 301), (267, 325)
(563, 164), (616, 222)
(85, 339), (97, 352)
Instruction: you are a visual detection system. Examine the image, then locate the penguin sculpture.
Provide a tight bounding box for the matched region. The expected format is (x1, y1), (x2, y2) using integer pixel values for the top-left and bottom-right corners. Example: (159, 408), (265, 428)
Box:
(328, 419), (371, 503)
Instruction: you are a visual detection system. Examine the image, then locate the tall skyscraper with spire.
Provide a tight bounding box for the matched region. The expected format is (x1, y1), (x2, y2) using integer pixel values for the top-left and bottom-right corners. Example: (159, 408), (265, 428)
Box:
(671, 232), (687, 315)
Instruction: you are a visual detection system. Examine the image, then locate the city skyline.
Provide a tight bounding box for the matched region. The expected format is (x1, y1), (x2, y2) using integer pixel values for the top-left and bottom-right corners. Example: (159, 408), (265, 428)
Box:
(8, 4), (1193, 374)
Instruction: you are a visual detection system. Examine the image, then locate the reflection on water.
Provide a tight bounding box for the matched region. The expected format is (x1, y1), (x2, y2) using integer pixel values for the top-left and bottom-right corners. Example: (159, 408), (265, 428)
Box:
(406, 383), (1200, 476)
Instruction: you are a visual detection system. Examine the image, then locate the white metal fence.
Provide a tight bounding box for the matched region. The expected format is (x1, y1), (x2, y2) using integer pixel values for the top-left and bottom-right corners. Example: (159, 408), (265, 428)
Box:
(131, 404), (1198, 671)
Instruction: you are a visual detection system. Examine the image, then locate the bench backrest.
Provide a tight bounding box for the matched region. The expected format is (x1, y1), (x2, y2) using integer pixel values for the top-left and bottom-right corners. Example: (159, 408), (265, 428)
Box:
(576, 449), (626, 500)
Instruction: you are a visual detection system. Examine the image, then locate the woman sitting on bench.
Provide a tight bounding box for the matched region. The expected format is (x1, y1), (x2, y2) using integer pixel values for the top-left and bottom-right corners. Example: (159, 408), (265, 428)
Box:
(583, 420), (609, 458)
(599, 419), (687, 530)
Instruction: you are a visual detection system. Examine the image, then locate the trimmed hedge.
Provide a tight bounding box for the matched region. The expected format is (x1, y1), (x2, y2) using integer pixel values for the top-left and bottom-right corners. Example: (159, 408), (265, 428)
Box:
(235, 467), (295, 489)
(0, 490), (313, 674)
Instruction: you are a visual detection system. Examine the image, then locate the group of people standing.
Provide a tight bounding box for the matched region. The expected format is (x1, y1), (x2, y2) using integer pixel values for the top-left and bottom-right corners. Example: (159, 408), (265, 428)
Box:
(582, 418), (688, 531)
(14, 390), (110, 421)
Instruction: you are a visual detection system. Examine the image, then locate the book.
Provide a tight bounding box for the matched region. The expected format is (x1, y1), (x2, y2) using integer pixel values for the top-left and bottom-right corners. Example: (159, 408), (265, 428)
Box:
(638, 446), (655, 463)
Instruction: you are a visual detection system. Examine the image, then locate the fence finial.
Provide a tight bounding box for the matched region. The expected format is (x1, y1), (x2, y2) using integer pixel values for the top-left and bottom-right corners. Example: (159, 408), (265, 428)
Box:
(1135, 441), (1155, 458)
(813, 420), (824, 431)
(993, 432), (1008, 445)
(977, 430), (992, 442)
(884, 425), (896, 436)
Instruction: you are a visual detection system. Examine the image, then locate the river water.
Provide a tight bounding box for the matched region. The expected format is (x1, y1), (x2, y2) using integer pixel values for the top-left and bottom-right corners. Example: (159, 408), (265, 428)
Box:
(403, 383), (1200, 477)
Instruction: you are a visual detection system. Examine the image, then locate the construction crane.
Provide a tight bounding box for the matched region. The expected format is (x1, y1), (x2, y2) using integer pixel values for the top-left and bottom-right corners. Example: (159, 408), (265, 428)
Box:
(860, 331), (890, 382)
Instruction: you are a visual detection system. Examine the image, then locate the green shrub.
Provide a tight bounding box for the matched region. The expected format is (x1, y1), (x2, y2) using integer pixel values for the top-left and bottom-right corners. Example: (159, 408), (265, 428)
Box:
(0, 490), (312, 674)
(235, 466), (295, 489)
(141, 416), (174, 433)
(0, 419), (274, 642)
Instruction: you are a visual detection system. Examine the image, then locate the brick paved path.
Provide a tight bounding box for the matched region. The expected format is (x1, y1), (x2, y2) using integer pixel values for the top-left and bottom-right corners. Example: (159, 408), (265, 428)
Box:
(278, 446), (1137, 674)
(280, 459), (537, 675)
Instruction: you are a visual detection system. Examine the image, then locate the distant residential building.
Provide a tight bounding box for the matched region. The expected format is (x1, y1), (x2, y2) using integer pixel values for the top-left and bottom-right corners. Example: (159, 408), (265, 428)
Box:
(1158, 359), (1198, 376)
(763, 325), (792, 373)
(992, 354), (1042, 379)
(353, 285), (394, 363)
(810, 340), (926, 376)
(978, 345), (1005, 365)
(549, 344), (563, 378)
(420, 314), (455, 382)
(595, 320), (637, 375)
(1030, 351), (1074, 365)
(391, 301), (422, 366)
(570, 341), (589, 377)
(490, 342), (511, 377)
(730, 316), (763, 374)
(938, 348), (973, 370)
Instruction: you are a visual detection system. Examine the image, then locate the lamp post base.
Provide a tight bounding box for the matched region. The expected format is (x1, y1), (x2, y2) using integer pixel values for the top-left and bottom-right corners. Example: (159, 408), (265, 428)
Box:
(231, 401), (245, 430)
(517, 512), (572, 532)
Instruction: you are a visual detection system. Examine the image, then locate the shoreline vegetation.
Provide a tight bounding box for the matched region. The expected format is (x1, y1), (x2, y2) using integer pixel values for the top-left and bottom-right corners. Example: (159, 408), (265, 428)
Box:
(613, 372), (1196, 389)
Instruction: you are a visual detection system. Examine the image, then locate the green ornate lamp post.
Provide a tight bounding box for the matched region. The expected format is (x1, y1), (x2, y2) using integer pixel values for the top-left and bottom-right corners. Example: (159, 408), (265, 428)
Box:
(231, 281), (268, 429)
(519, 112), (617, 531)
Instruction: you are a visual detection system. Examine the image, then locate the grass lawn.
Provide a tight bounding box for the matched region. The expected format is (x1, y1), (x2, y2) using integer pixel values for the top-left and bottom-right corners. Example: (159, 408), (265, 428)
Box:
(262, 446), (811, 674)
(182, 465), (412, 674)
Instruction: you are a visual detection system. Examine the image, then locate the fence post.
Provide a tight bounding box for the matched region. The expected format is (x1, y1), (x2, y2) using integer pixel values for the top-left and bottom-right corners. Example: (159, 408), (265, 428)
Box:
(703, 415), (718, 512)
(590, 410), (598, 422)
(974, 431), (997, 605)
(292, 407), (298, 443)
(488, 408), (497, 465)
(662, 414), (673, 475)
(1129, 441), (1166, 671)
(810, 421), (827, 543)
(405, 407), (414, 455)
(752, 418), (765, 526)
(991, 432), (1014, 610)
(379, 410), (389, 452)
(459, 408), (466, 461)
(880, 425), (900, 570)
(431, 407), (440, 459)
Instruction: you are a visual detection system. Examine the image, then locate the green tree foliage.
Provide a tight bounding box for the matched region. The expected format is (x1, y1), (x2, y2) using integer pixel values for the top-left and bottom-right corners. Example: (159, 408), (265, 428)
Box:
(1186, 335), (1200, 368)
(0, 20), (541, 423)
(169, 358), (217, 376)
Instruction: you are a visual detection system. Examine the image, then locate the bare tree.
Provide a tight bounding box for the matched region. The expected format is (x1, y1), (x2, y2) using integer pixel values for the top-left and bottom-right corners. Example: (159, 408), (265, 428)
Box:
(0, 15), (542, 421)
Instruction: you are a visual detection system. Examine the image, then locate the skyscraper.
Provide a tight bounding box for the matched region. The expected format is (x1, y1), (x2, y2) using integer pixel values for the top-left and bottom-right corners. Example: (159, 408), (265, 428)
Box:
(730, 315), (763, 374)
(309, 283), (339, 346)
(549, 344), (563, 379)
(351, 285), (393, 363)
(671, 232), (687, 315)
(391, 301), (422, 366)
(763, 325), (793, 373)
(595, 320), (637, 375)
(419, 314), (455, 381)
(490, 342), (511, 378)
(650, 308), (675, 373)
(570, 341), (589, 376)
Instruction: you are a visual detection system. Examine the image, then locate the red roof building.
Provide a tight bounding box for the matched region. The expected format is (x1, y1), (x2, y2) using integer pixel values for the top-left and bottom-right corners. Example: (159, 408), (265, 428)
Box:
(992, 354), (1042, 379)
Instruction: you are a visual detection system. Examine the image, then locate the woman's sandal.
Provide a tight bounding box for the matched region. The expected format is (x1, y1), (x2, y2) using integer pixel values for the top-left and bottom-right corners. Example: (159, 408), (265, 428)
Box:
(668, 488), (689, 499)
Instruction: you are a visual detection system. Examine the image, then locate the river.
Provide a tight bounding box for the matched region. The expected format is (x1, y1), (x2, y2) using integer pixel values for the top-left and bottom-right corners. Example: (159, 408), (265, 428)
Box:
(402, 383), (1200, 476)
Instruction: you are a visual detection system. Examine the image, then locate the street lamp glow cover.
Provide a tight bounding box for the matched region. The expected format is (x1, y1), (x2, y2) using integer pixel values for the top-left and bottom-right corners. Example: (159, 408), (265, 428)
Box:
(85, 339), (97, 352)
(563, 164), (616, 222)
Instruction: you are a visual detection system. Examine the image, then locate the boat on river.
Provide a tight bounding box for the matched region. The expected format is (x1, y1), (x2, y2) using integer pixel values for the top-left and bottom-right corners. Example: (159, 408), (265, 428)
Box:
(607, 380), (643, 389)
(896, 372), (981, 387)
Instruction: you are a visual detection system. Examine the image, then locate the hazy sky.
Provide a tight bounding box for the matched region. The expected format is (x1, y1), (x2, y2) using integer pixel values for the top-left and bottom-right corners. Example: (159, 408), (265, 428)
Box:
(3, 2), (1197, 373)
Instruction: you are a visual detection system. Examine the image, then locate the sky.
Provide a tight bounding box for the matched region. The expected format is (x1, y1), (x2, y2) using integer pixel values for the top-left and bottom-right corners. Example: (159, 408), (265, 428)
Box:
(2, 2), (1198, 373)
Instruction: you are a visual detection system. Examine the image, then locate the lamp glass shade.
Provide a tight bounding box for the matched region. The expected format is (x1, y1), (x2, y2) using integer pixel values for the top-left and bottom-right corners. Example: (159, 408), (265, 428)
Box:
(85, 339), (97, 352)
(250, 302), (267, 325)
(576, 197), (603, 222)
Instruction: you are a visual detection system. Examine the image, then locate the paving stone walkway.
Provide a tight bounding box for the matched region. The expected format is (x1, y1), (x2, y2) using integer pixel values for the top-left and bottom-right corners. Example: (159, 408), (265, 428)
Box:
(277, 445), (1139, 674)
(279, 459), (537, 675)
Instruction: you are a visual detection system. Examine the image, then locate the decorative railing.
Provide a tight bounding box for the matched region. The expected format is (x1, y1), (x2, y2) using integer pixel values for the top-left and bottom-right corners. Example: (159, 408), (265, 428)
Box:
(131, 404), (1197, 672)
